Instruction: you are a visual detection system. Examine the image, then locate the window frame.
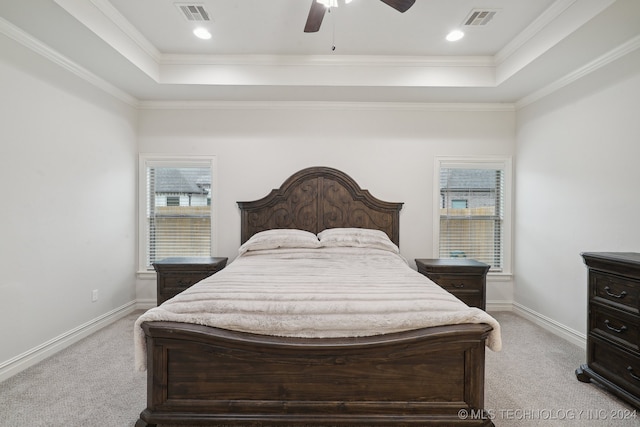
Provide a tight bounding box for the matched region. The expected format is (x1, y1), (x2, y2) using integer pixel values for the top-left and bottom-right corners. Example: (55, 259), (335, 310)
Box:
(433, 156), (512, 276)
(138, 154), (218, 274)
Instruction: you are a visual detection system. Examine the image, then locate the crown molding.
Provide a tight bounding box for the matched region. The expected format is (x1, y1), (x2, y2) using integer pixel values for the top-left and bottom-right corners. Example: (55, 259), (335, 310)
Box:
(50, 0), (626, 97)
(495, 0), (578, 66)
(55, 0), (496, 86)
(137, 100), (515, 112)
(159, 53), (496, 68)
(53, 0), (160, 81)
(0, 16), (138, 106)
(87, 0), (162, 62)
(4, 1), (637, 111)
(5, 6), (637, 113)
(516, 33), (640, 109)
(495, 0), (617, 85)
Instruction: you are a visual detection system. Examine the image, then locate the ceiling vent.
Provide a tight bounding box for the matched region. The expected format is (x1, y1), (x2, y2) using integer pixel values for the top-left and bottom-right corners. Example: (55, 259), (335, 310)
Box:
(175, 3), (211, 22)
(463, 9), (498, 26)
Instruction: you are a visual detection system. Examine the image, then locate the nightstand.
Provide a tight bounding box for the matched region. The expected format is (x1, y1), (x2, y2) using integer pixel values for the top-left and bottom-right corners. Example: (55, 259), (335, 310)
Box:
(415, 258), (490, 310)
(153, 257), (228, 305)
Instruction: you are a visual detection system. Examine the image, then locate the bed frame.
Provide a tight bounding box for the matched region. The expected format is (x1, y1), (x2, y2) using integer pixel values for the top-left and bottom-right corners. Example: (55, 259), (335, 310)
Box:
(136, 166), (495, 427)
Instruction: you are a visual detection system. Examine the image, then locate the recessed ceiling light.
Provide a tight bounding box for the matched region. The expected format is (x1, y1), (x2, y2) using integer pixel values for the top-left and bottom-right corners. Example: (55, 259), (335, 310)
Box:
(193, 27), (212, 40)
(446, 30), (465, 42)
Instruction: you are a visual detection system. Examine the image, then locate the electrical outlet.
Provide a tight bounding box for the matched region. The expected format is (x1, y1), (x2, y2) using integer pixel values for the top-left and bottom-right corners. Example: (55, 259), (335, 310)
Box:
(92, 289), (98, 302)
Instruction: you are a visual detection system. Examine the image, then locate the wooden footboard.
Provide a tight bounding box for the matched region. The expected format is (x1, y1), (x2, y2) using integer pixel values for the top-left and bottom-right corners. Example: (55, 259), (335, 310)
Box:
(136, 321), (495, 427)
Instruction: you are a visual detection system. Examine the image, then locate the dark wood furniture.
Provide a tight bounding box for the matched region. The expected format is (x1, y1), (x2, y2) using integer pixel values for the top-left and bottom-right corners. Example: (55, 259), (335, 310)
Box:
(238, 167), (402, 245)
(576, 252), (640, 408)
(415, 258), (490, 310)
(136, 166), (496, 427)
(153, 257), (228, 305)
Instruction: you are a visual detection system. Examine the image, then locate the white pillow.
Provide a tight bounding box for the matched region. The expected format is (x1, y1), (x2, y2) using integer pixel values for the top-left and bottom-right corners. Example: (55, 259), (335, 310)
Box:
(238, 229), (320, 255)
(317, 227), (399, 253)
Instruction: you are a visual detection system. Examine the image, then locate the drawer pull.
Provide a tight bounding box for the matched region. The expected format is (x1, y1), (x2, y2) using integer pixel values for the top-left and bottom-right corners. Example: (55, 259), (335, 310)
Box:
(627, 366), (640, 382)
(604, 286), (627, 299)
(452, 283), (465, 289)
(604, 320), (627, 334)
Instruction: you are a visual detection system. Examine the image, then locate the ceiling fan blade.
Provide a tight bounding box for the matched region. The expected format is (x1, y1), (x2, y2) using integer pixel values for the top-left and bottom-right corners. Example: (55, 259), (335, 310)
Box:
(380, 0), (416, 13)
(304, 1), (326, 33)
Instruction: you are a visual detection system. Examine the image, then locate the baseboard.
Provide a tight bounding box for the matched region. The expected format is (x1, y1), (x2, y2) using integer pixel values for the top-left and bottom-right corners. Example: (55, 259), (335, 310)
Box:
(0, 301), (137, 383)
(136, 298), (157, 310)
(512, 302), (587, 349)
(486, 300), (513, 312)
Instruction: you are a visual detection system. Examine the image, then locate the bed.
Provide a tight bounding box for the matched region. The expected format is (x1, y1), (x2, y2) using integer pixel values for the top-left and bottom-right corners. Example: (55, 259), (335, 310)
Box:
(134, 166), (500, 427)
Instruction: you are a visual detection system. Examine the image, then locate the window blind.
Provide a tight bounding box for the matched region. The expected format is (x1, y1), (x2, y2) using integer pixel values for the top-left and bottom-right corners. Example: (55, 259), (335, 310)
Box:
(146, 165), (212, 267)
(439, 165), (504, 271)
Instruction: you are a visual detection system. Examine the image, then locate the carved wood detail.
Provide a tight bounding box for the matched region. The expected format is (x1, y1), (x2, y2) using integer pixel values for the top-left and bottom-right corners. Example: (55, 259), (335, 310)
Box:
(237, 167), (403, 245)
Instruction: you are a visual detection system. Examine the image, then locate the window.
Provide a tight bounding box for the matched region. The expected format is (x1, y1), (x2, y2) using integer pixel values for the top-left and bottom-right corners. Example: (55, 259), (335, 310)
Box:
(166, 196), (180, 207)
(434, 157), (511, 273)
(139, 156), (217, 271)
(451, 199), (468, 209)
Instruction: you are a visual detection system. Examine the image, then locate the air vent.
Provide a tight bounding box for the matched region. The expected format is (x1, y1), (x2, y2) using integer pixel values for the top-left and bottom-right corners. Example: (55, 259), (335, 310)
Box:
(175, 3), (211, 22)
(463, 9), (498, 26)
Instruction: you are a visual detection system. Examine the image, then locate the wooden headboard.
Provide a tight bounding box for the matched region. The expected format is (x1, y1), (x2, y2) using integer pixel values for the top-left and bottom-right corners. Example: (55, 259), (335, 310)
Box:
(237, 167), (404, 245)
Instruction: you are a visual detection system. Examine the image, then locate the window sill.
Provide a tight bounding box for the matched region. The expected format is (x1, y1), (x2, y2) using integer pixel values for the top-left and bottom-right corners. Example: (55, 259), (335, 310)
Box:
(137, 270), (156, 280)
(488, 272), (513, 281)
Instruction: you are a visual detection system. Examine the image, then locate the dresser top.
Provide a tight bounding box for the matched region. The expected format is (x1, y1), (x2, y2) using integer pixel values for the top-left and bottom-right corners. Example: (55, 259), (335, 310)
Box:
(582, 252), (640, 265)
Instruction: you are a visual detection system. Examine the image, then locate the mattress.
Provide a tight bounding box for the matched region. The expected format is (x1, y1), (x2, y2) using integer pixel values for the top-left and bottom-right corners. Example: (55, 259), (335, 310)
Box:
(134, 246), (501, 371)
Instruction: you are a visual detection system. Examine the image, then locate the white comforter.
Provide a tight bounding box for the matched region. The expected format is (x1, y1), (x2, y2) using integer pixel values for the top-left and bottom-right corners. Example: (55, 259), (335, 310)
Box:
(134, 247), (501, 371)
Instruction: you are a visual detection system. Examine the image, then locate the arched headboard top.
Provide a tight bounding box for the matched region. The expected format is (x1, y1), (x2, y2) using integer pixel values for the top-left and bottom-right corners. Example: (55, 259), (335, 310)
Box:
(237, 166), (404, 245)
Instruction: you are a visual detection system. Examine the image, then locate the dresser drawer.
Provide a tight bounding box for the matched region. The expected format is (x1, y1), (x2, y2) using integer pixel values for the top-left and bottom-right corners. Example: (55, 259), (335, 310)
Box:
(580, 253), (640, 408)
(591, 304), (640, 352)
(589, 336), (640, 396)
(592, 271), (640, 314)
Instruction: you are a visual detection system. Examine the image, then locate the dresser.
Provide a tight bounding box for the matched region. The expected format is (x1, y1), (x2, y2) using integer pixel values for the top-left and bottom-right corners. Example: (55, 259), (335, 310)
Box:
(153, 257), (228, 305)
(415, 258), (490, 310)
(576, 252), (640, 408)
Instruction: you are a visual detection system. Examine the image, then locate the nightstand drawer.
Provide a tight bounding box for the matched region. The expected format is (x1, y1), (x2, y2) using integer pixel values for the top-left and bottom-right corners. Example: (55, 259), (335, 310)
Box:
(423, 274), (484, 292)
(450, 292), (484, 309)
(415, 258), (489, 310)
(161, 272), (213, 290)
(153, 257), (228, 305)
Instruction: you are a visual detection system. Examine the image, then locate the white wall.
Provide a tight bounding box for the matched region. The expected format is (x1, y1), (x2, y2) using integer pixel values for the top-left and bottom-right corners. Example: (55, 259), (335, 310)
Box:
(137, 105), (516, 304)
(0, 34), (137, 373)
(515, 49), (640, 340)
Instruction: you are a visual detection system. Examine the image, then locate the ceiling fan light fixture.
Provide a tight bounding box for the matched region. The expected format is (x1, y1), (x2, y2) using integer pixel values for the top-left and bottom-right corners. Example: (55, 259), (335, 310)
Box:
(317, 0), (338, 7)
(316, 0), (352, 8)
(193, 27), (212, 40)
(446, 30), (465, 42)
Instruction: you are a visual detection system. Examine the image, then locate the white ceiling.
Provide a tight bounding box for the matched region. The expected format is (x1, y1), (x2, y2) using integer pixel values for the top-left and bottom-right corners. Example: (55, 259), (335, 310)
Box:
(1, 0), (639, 105)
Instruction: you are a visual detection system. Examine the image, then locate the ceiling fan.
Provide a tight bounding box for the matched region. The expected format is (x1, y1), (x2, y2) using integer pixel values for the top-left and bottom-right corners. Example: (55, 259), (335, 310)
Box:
(304, 0), (416, 33)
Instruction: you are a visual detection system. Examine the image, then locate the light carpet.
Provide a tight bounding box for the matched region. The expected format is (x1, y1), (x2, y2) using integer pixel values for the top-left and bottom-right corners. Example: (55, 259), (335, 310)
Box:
(0, 311), (637, 426)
